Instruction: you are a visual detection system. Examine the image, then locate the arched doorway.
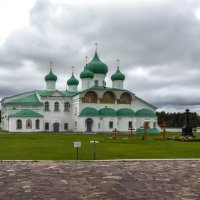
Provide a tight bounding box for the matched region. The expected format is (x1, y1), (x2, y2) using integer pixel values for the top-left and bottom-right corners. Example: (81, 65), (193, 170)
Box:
(86, 118), (93, 132)
(53, 122), (59, 132)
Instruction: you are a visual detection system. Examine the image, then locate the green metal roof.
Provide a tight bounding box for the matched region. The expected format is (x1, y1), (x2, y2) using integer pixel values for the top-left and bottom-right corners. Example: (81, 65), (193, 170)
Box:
(80, 64), (94, 79)
(6, 94), (43, 106)
(87, 51), (108, 75)
(79, 107), (99, 117)
(60, 91), (80, 97)
(10, 109), (43, 117)
(36, 90), (79, 97)
(117, 108), (135, 116)
(99, 108), (116, 116)
(67, 74), (79, 85)
(111, 69), (125, 81)
(45, 69), (57, 81)
(136, 128), (160, 134)
(136, 108), (156, 117)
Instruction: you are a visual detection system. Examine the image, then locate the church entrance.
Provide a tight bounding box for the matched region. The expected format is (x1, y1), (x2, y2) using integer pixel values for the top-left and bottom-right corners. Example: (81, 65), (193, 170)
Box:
(53, 122), (59, 132)
(86, 118), (93, 132)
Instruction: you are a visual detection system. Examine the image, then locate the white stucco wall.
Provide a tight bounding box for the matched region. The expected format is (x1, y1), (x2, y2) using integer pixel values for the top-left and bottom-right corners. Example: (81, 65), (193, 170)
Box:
(8, 117), (44, 132)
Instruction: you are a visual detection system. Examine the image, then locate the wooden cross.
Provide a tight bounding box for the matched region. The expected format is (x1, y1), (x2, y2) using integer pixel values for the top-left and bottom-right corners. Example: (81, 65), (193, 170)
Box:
(140, 122), (150, 141)
(112, 128), (119, 139)
(159, 121), (170, 140)
(128, 126), (135, 139)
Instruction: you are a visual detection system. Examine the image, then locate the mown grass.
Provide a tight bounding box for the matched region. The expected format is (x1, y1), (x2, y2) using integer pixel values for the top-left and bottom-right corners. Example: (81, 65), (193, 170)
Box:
(0, 132), (200, 160)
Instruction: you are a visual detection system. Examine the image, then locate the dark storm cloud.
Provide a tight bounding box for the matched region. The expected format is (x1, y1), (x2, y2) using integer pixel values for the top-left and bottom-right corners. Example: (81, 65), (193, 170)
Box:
(0, 0), (200, 112)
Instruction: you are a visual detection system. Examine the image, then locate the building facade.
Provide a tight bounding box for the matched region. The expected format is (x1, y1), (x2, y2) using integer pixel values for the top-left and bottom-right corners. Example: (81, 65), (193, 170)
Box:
(1, 49), (160, 133)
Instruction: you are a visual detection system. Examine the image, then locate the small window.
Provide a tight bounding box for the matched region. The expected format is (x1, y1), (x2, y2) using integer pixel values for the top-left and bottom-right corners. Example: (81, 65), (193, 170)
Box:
(95, 80), (98, 86)
(64, 102), (70, 111)
(153, 122), (156, 128)
(36, 119), (40, 129)
(75, 107), (77, 115)
(75, 121), (77, 128)
(128, 121), (133, 128)
(109, 121), (113, 129)
(45, 123), (49, 130)
(44, 101), (49, 111)
(98, 123), (100, 129)
(64, 123), (68, 130)
(54, 102), (59, 111)
(26, 119), (32, 129)
(16, 119), (22, 129)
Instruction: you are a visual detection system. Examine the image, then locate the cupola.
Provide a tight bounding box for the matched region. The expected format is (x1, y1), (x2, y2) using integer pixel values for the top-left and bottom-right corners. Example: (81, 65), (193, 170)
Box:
(45, 62), (57, 91)
(80, 64), (94, 79)
(111, 59), (125, 89)
(67, 66), (79, 92)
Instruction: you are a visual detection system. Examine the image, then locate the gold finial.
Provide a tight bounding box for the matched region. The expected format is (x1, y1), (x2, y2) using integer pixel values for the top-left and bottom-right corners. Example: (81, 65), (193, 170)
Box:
(116, 59), (120, 70)
(71, 66), (74, 74)
(49, 61), (53, 71)
(94, 42), (98, 52)
(85, 56), (89, 64)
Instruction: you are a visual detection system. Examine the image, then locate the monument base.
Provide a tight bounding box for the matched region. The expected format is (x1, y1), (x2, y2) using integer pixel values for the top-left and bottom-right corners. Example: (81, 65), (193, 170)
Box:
(182, 125), (195, 137)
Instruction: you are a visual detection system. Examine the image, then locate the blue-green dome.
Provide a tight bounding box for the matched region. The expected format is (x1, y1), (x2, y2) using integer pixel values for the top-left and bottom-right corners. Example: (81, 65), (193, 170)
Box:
(45, 69), (57, 81)
(80, 64), (94, 79)
(117, 108), (135, 116)
(79, 107), (98, 116)
(67, 74), (79, 85)
(99, 108), (116, 116)
(111, 69), (125, 81)
(87, 52), (108, 75)
(136, 108), (156, 117)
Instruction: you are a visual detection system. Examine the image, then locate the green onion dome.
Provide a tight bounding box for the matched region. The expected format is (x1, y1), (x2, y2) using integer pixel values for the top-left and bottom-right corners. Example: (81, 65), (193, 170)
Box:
(80, 64), (94, 79)
(87, 51), (108, 75)
(67, 74), (79, 85)
(111, 69), (125, 81)
(45, 69), (57, 81)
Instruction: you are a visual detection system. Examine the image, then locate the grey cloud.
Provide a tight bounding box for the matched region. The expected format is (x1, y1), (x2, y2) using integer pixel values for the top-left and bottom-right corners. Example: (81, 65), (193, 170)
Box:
(1, 0), (200, 111)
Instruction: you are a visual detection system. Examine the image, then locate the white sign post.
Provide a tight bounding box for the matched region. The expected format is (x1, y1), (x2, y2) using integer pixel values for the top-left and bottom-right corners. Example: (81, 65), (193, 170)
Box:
(90, 140), (99, 160)
(74, 141), (81, 159)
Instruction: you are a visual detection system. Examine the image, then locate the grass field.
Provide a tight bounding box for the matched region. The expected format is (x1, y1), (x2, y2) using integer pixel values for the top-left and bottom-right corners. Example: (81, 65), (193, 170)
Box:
(0, 132), (200, 160)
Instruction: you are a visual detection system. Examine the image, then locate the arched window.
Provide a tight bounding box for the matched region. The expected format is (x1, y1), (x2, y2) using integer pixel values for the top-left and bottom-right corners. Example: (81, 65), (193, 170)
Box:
(64, 102), (70, 111)
(16, 119), (22, 129)
(100, 91), (115, 104)
(54, 102), (59, 111)
(26, 119), (32, 129)
(44, 101), (49, 111)
(118, 92), (132, 104)
(83, 91), (98, 103)
(36, 119), (40, 129)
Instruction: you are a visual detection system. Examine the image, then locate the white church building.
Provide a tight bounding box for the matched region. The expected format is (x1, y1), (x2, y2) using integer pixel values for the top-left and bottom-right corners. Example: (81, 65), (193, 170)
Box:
(1, 48), (160, 133)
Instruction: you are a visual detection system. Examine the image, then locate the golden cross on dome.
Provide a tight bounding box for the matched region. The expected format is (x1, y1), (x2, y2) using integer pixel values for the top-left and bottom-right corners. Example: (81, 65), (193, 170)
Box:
(71, 66), (74, 74)
(94, 42), (98, 52)
(85, 56), (89, 64)
(49, 61), (53, 70)
(116, 59), (120, 70)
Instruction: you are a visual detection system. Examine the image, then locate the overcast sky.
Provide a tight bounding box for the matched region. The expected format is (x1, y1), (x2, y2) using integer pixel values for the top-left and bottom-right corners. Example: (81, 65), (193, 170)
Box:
(0, 0), (200, 113)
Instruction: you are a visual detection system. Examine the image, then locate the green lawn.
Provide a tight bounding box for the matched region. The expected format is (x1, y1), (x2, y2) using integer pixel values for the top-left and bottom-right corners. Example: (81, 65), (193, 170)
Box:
(0, 133), (200, 160)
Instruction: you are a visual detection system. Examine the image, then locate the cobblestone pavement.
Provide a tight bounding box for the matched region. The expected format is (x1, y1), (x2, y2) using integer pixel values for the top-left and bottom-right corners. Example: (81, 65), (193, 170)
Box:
(0, 160), (200, 200)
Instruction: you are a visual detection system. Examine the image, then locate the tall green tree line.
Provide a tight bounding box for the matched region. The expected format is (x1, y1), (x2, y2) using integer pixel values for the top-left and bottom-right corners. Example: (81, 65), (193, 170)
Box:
(156, 111), (200, 128)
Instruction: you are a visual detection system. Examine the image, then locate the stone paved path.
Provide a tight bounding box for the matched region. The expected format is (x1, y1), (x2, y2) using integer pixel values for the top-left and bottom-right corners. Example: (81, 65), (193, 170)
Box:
(0, 160), (200, 200)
